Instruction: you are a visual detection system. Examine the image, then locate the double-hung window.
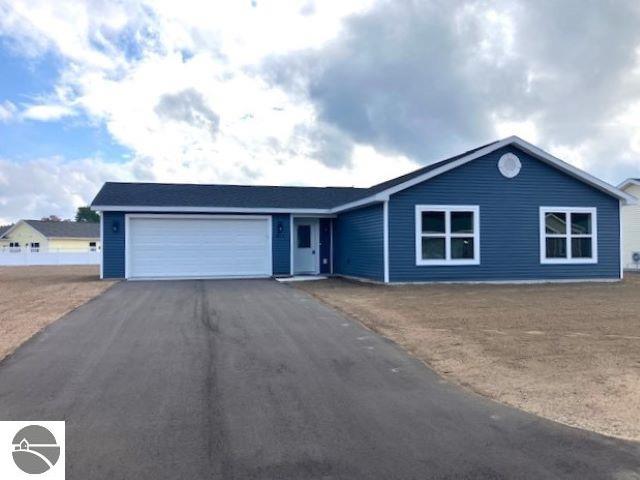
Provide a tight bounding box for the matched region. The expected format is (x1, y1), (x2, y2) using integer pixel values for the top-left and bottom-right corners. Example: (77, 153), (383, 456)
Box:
(415, 206), (480, 265)
(540, 207), (597, 264)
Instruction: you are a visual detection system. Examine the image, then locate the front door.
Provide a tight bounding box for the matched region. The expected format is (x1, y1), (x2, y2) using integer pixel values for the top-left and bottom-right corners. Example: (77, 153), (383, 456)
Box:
(294, 218), (318, 274)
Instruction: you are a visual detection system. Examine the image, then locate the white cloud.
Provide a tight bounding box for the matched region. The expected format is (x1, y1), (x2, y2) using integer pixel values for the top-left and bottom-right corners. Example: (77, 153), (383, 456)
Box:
(0, 0), (398, 221)
(21, 103), (76, 121)
(0, 155), (136, 224)
(493, 115), (540, 144)
(0, 0), (639, 223)
(0, 100), (17, 122)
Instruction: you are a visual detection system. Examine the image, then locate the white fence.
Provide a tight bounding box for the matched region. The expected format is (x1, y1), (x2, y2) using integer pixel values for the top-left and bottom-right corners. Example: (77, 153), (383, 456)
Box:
(0, 250), (99, 266)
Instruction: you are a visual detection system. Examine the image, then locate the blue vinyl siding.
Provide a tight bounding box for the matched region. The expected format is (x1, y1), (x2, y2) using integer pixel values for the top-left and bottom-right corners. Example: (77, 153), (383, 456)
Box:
(389, 145), (621, 282)
(102, 211), (125, 278)
(101, 212), (292, 279)
(334, 204), (384, 281)
(272, 213), (291, 275)
(320, 218), (332, 274)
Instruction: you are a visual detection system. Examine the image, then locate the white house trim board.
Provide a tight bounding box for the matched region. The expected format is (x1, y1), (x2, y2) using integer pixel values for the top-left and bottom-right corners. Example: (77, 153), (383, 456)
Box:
(618, 178), (640, 190)
(289, 215), (294, 276)
(415, 205), (480, 266)
(383, 200), (390, 283)
(330, 195), (389, 215)
(620, 199), (624, 279)
(94, 205), (336, 215)
(0, 220), (47, 240)
(539, 207), (598, 265)
(94, 137), (634, 220)
(332, 136), (635, 213)
(124, 213), (273, 280)
(291, 215), (321, 275)
(99, 212), (104, 279)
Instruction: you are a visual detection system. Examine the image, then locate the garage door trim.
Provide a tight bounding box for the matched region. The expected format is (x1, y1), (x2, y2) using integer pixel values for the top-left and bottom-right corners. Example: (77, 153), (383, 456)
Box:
(124, 213), (273, 279)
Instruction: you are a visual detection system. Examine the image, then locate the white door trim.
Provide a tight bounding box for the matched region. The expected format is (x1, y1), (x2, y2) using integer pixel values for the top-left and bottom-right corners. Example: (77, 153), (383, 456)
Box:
(291, 216), (320, 275)
(124, 213), (272, 280)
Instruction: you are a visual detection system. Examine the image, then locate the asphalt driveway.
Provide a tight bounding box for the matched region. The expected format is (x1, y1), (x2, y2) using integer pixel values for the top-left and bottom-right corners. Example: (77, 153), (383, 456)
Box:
(0, 280), (638, 479)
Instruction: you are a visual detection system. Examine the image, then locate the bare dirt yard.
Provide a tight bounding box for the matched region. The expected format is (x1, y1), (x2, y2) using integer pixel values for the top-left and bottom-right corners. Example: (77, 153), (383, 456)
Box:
(295, 275), (640, 441)
(0, 266), (115, 361)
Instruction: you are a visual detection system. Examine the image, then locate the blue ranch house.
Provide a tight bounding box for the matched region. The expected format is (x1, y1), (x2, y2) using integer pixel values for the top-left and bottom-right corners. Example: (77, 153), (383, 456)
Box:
(91, 136), (636, 283)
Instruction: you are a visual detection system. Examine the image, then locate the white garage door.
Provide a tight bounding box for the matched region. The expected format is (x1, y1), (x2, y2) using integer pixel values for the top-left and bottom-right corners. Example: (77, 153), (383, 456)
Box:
(127, 216), (272, 279)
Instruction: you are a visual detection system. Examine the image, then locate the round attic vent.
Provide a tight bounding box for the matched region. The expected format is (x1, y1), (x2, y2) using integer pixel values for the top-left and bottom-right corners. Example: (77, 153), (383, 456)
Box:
(498, 153), (521, 178)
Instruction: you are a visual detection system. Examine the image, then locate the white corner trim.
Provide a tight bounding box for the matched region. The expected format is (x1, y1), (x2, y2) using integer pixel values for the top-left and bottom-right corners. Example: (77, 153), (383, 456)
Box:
(289, 215), (294, 276)
(539, 207), (598, 265)
(415, 205), (480, 266)
(99, 212), (104, 279)
(383, 200), (390, 283)
(619, 199), (624, 280)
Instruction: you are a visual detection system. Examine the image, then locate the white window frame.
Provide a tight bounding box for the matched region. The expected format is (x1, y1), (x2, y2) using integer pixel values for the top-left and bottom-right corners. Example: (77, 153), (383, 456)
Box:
(539, 207), (598, 264)
(415, 205), (480, 266)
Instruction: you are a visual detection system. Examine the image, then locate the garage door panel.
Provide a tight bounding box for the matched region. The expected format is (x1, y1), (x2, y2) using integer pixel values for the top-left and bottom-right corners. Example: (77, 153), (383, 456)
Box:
(128, 217), (271, 279)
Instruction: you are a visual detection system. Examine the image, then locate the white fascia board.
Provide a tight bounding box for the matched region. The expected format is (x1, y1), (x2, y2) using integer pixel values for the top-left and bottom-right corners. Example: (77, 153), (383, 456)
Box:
(330, 193), (389, 214)
(336, 136), (637, 209)
(92, 205), (336, 215)
(1, 220), (48, 240)
(0, 220), (23, 238)
(618, 178), (640, 190)
(92, 137), (636, 216)
(509, 137), (637, 205)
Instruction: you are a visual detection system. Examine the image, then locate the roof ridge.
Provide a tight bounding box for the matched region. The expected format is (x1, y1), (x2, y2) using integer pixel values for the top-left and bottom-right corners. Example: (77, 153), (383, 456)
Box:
(103, 181), (367, 190)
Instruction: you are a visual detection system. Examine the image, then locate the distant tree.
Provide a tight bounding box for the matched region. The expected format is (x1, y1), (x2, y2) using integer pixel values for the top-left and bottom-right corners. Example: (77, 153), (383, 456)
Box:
(41, 215), (63, 222)
(74, 206), (99, 223)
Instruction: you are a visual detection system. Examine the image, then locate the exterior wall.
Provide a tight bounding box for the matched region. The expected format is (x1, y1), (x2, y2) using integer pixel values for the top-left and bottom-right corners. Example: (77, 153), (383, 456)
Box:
(102, 212), (126, 278)
(622, 183), (640, 270)
(272, 213), (291, 276)
(49, 238), (101, 251)
(101, 212), (292, 279)
(389, 145), (621, 282)
(0, 222), (99, 252)
(320, 218), (331, 274)
(0, 222), (48, 251)
(334, 203), (384, 281)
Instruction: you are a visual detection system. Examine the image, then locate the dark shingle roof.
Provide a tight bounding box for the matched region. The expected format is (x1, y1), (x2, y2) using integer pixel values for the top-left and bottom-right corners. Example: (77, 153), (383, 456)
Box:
(24, 220), (99, 238)
(90, 140), (502, 210)
(0, 224), (12, 237)
(367, 140), (500, 194)
(92, 183), (369, 209)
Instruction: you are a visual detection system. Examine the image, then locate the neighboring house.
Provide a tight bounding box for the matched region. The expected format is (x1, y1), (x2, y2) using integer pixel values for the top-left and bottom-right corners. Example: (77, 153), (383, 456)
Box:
(91, 136), (635, 282)
(619, 178), (640, 270)
(0, 220), (100, 253)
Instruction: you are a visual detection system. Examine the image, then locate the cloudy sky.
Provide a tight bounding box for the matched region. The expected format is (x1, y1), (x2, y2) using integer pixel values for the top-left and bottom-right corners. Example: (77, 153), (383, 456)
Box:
(1, 0), (639, 223)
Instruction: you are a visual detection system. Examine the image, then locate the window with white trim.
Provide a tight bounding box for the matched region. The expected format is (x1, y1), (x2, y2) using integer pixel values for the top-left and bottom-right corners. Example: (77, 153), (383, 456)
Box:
(540, 207), (597, 264)
(415, 206), (480, 265)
